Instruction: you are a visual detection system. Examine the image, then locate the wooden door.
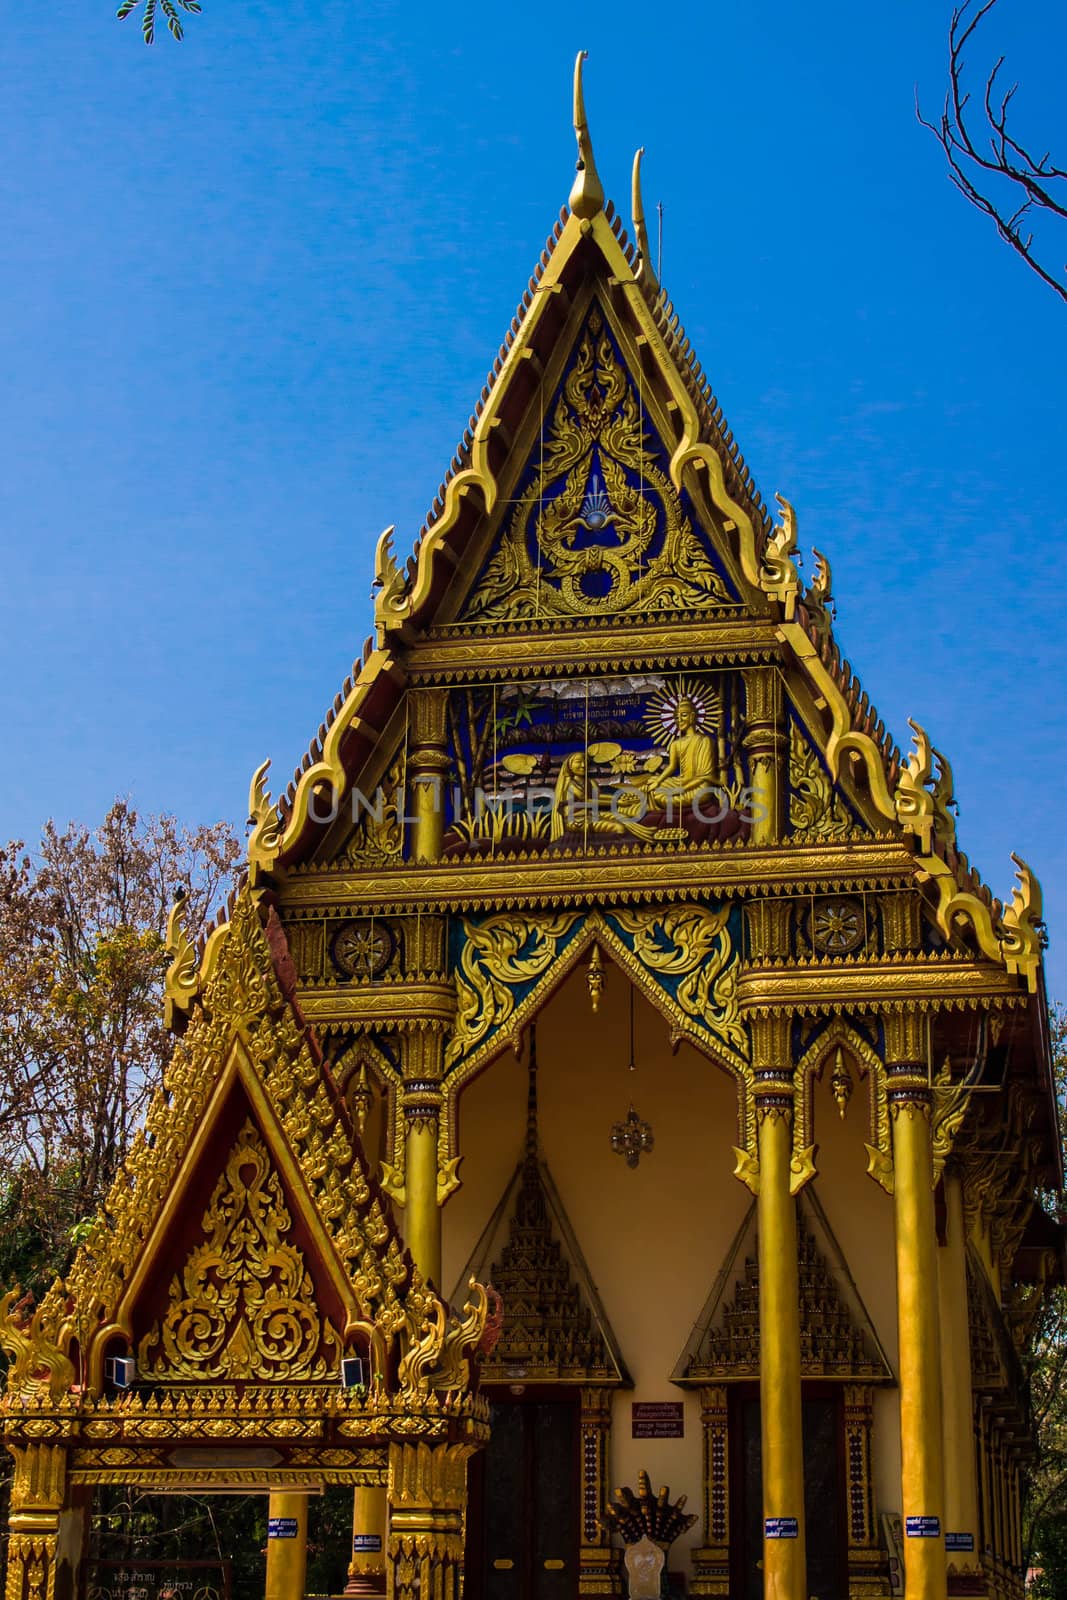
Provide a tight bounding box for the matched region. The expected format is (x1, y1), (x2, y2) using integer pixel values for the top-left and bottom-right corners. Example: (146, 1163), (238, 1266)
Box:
(471, 1393), (579, 1600)
(734, 1387), (847, 1600)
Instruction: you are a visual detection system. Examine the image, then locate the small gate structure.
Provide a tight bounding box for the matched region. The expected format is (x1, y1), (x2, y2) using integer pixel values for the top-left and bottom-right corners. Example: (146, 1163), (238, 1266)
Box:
(84, 1557), (231, 1600)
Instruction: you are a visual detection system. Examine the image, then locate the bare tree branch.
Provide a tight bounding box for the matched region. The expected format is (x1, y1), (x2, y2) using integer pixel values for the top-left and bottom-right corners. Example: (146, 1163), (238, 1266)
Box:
(918, 0), (1067, 304)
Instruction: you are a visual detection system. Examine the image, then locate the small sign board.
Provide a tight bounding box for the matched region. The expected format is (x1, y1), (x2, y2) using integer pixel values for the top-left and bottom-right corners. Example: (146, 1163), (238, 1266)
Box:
(945, 1532), (975, 1553)
(268, 1518), (299, 1540)
(765, 1518), (799, 1540)
(631, 1402), (684, 1439)
(353, 1535), (382, 1553)
(905, 1516), (941, 1539)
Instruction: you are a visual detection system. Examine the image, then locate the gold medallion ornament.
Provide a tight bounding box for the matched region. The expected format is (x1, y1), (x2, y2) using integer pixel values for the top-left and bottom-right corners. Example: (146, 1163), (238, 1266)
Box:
(464, 307), (731, 622)
(139, 1120), (343, 1382)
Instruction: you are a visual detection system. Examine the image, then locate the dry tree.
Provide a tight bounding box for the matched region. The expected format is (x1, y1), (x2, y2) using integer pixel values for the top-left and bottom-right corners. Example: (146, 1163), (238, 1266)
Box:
(919, 0), (1067, 305)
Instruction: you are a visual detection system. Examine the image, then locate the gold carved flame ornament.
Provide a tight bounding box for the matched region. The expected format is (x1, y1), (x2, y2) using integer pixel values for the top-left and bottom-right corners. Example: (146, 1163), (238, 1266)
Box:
(139, 1120), (342, 1382)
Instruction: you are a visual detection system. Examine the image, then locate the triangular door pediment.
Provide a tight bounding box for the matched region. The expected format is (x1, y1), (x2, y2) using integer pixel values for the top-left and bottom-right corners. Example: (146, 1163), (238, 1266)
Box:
(453, 1039), (629, 1386)
(672, 1189), (893, 1384)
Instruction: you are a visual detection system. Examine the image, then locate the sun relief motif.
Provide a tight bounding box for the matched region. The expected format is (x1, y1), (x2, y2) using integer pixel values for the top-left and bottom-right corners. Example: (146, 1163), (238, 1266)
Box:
(463, 305), (732, 621)
(139, 1119), (342, 1383)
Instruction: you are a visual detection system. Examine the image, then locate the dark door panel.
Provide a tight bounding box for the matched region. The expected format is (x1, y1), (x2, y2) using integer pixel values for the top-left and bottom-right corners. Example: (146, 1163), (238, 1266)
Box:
(477, 1395), (578, 1600)
(735, 1388), (847, 1600)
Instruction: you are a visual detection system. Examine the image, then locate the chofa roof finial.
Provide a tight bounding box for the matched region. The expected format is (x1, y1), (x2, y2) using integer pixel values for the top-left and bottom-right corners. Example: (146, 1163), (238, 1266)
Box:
(631, 147), (656, 281)
(569, 51), (604, 220)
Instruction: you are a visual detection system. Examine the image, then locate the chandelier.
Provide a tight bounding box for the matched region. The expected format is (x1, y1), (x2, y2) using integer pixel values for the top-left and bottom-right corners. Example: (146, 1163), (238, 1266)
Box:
(610, 985), (654, 1168)
(611, 1104), (655, 1168)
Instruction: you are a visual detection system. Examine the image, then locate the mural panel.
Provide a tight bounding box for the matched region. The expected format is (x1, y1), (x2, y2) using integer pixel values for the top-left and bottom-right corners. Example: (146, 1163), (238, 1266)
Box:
(441, 672), (754, 858)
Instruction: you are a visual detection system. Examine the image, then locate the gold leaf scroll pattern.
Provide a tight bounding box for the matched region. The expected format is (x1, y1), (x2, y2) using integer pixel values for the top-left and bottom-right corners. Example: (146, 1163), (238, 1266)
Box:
(464, 307), (730, 621)
(609, 904), (746, 1057)
(443, 907), (744, 1081)
(444, 914), (582, 1070)
(789, 721), (852, 841)
(139, 1120), (342, 1382)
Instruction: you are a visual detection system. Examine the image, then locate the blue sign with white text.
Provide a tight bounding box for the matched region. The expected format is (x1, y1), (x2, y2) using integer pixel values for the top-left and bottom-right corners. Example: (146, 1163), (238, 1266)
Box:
(765, 1518), (799, 1539)
(353, 1535), (382, 1553)
(905, 1516), (941, 1539)
(945, 1532), (974, 1552)
(268, 1518), (299, 1539)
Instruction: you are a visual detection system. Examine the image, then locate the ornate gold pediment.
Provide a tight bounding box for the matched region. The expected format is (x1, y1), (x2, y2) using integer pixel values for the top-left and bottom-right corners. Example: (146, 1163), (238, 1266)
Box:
(462, 303), (736, 624)
(673, 1191), (893, 1384)
(139, 1120), (343, 1383)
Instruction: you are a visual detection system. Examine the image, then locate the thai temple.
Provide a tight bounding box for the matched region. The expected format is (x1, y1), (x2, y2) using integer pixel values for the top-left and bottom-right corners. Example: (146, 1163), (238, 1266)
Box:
(1, 53), (1062, 1600)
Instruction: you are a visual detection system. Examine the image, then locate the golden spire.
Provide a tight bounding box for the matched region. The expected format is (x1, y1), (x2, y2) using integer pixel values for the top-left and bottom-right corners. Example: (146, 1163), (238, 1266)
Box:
(569, 50), (604, 220)
(631, 147), (656, 280)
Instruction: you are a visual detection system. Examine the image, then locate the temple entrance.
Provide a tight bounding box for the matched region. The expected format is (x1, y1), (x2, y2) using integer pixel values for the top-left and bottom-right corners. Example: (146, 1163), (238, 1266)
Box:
(467, 1389), (579, 1600)
(735, 1387), (847, 1600)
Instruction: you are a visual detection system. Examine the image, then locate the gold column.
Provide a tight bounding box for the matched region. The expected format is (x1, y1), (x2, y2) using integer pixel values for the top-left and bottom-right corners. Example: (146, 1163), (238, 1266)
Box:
(265, 1491), (308, 1600)
(386, 1441), (472, 1600)
(885, 1025), (946, 1600)
(409, 689), (449, 863)
(345, 1484), (387, 1596)
(843, 1385), (884, 1593)
(752, 1015), (807, 1600)
(578, 1387), (619, 1596)
(402, 1072), (443, 1288)
(691, 1385), (730, 1597)
(741, 668), (785, 844)
(939, 1168), (983, 1588)
(977, 1406), (993, 1561)
(4, 1443), (69, 1600)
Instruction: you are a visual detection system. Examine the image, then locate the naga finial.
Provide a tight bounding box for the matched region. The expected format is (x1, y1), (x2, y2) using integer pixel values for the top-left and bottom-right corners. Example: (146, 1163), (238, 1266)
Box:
(1001, 853), (1046, 985)
(247, 758), (283, 885)
(164, 887), (199, 1029)
(759, 492), (800, 618)
(569, 51), (604, 220)
(632, 148), (655, 280)
(895, 719), (937, 855)
(930, 746), (957, 850)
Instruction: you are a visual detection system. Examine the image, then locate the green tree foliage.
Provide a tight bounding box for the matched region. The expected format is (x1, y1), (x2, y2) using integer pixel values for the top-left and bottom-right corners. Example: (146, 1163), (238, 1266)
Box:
(1024, 1001), (1067, 1593)
(116, 0), (202, 45)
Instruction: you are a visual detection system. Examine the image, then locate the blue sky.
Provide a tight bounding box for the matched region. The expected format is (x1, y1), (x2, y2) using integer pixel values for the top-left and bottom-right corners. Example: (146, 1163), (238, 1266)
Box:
(2, 2), (1065, 991)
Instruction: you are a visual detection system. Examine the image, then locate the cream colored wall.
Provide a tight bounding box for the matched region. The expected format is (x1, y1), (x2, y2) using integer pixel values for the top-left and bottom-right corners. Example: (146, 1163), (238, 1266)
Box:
(445, 965), (747, 1573)
(443, 969), (905, 1573)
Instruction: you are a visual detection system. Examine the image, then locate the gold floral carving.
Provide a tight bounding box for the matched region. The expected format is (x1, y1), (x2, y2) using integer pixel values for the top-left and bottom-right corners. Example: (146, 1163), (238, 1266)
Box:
(464, 307), (730, 622)
(337, 750), (406, 867)
(789, 722), (851, 841)
(139, 1121), (343, 1382)
(610, 905), (744, 1054)
(445, 913), (581, 1069)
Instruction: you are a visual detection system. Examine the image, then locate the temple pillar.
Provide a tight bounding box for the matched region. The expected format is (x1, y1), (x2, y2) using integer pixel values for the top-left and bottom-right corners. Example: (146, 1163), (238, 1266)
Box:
(398, 1028), (445, 1289)
(265, 1491), (308, 1600)
(578, 1387), (619, 1595)
(939, 1168), (984, 1592)
(386, 1441), (470, 1600)
(346, 1484), (388, 1596)
(741, 667), (785, 844)
(4, 1442), (73, 1600)
(751, 1014), (807, 1600)
(885, 1016), (947, 1600)
(408, 690), (450, 863)
(690, 1385), (729, 1597)
(843, 1385), (887, 1595)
